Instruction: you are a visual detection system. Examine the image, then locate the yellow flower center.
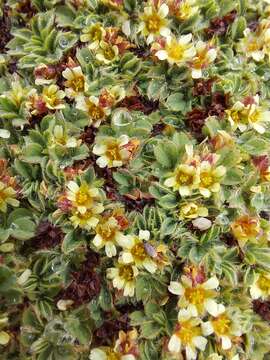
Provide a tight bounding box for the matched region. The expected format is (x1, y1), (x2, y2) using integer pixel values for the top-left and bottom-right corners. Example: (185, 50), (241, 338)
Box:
(182, 204), (198, 217)
(96, 222), (117, 242)
(247, 41), (260, 52)
(105, 143), (122, 161)
(179, 3), (192, 20)
(176, 320), (201, 345)
(166, 42), (185, 61)
(248, 109), (261, 123)
(145, 13), (163, 33)
(90, 25), (103, 41)
(118, 265), (135, 281)
(86, 100), (105, 121)
(0, 189), (8, 204)
(175, 169), (194, 185)
(185, 287), (206, 305)
(75, 186), (94, 207)
(258, 276), (270, 292)
(106, 349), (121, 360)
(200, 172), (214, 187)
(131, 242), (147, 261)
(102, 44), (116, 60)
(68, 76), (85, 92)
(212, 314), (231, 336)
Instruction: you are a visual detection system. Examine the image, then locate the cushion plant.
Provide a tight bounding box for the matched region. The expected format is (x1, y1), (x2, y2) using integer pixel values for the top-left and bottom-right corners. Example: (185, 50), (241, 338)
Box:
(1, 0), (270, 359)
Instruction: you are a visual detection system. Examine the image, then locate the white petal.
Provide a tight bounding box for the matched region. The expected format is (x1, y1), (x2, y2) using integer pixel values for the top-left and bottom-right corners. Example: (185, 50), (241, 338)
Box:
(201, 321), (214, 336)
(67, 181), (79, 192)
(90, 348), (107, 360)
(139, 230), (150, 241)
(119, 134), (129, 146)
(143, 259), (157, 273)
(204, 299), (224, 317)
(160, 27), (171, 37)
(186, 345), (197, 360)
(105, 243), (117, 257)
(193, 336), (207, 351)
(179, 33), (192, 45)
(221, 335), (232, 350)
(158, 3), (169, 18)
(121, 252), (133, 263)
(191, 68), (202, 79)
(122, 20), (131, 37)
(168, 334), (181, 353)
(204, 277), (219, 290)
(168, 281), (184, 295)
(93, 143), (106, 155)
(93, 234), (103, 248)
(156, 50), (168, 60)
(96, 156), (109, 168)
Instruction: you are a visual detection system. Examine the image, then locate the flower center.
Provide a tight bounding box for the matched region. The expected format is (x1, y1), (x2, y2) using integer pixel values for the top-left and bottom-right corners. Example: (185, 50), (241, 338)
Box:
(176, 321), (201, 345)
(96, 223), (117, 241)
(118, 265), (134, 281)
(212, 314), (231, 335)
(185, 287), (206, 305)
(69, 76), (85, 92)
(258, 276), (270, 292)
(200, 172), (214, 187)
(87, 101), (105, 120)
(167, 43), (185, 61)
(106, 349), (121, 360)
(145, 13), (162, 33)
(90, 26), (103, 41)
(105, 143), (122, 161)
(131, 243), (147, 261)
(75, 188), (93, 206)
(176, 169), (194, 185)
(103, 44), (116, 60)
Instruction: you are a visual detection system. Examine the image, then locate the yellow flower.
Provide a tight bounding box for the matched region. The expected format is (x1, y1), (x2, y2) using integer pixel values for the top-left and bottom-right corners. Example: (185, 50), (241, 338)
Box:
(250, 273), (270, 300)
(96, 41), (119, 64)
(246, 95), (270, 134)
(42, 84), (65, 110)
(93, 216), (128, 257)
(0, 181), (19, 212)
(107, 261), (139, 297)
(169, 275), (223, 316)
(118, 230), (157, 273)
(76, 95), (110, 127)
(50, 125), (78, 148)
(139, 3), (170, 44)
(114, 329), (138, 357)
(164, 164), (200, 197)
(238, 27), (265, 62)
(174, 0), (199, 21)
(80, 23), (105, 49)
(202, 309), (242, 350)
(179, 202), (208, 219)
(225, 100), (248, 132)
(231, 215), (261, 248)
(93, 135), (131, 168)
(155, 34), (196, 65)
(66, 181), (104, 214)
(198, 161), (226, 198)
(90, 347), (136, 360)
(70, 208), (103, 230)
(168, 309), (207, 359)
(191, 41), (217, 79)
(62, 66), (88, 98)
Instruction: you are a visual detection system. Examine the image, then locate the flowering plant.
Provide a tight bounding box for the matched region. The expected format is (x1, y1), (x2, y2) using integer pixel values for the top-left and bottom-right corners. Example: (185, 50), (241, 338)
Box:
(1, 1), (270, 359)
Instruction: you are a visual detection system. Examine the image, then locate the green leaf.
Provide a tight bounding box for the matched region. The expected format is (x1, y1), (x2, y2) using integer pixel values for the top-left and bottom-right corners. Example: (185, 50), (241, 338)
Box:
(154, 141), (179, 168)
(166, 93), (186, 112)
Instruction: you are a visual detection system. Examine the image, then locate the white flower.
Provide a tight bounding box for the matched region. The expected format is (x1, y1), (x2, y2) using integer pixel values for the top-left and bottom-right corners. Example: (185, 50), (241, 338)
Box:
(250, 273), (270, 300)
(62, 66), (88, 98)
(93, 135), (130, 168)
(107, 262), (139, 297)
(138, 4), (170, 44)
(169, 276), (223, 316)
(118, 230), (157, 273)
(155, 34), (196, 65)
(168, 309), (207, 360)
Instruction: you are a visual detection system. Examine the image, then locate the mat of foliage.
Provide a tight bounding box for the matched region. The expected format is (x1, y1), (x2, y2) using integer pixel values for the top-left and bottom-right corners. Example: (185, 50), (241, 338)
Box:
(1, 0), (270, 359)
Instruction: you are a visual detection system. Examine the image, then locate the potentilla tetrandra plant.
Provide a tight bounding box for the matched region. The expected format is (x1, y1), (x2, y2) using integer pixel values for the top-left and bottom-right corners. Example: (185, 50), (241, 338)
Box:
(1, 0), (270, 359)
